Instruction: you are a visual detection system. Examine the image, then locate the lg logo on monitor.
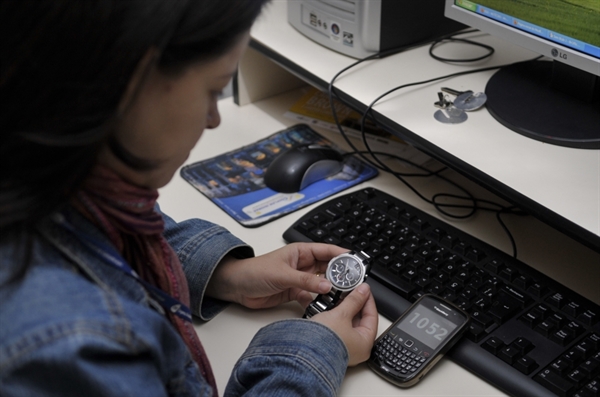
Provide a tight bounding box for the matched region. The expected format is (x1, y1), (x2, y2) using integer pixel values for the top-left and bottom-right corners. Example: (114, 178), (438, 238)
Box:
(551, 48), (567, 60)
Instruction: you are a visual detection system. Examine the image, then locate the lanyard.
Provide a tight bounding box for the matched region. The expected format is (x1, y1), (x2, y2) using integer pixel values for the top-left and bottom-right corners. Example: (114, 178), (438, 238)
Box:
(55, 213), (193, 323)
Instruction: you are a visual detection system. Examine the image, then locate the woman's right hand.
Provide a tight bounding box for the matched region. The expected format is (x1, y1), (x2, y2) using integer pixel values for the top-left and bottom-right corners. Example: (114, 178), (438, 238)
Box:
(310, 283), (379, 366)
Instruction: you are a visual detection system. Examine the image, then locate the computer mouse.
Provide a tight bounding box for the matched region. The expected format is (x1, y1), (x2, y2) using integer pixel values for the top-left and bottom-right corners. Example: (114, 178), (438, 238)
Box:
(264, 144), (344, 193)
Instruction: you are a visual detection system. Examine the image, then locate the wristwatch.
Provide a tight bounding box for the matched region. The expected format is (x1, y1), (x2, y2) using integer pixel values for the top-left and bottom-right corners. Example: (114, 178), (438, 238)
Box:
(303, 250), (371, 319)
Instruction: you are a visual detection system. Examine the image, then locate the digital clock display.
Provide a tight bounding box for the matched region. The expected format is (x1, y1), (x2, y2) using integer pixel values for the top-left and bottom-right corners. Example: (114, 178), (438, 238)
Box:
(395, 304), (458, 350)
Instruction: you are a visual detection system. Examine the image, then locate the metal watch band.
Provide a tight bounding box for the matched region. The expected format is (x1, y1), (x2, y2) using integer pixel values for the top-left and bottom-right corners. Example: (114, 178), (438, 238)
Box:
(352, 250), (371, 265)
(303, 289), (343, 319)
(303, 250), (371, 319)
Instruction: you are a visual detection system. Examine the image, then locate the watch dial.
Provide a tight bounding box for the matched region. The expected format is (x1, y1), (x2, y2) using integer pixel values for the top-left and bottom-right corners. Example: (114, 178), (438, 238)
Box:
(327, 255), (363, 290)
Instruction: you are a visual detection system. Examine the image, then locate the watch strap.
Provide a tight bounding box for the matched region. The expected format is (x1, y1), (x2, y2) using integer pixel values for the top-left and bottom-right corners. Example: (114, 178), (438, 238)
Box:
(303, 289), (343, 319)
(353, 250), (371, 266)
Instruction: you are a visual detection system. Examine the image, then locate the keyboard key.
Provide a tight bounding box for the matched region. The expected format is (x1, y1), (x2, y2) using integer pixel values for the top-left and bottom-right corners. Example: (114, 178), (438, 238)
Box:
(471, 310), (494, 328)
(563, 349), (585, 366)
(578, 309), (598, 326)
(578, 380), (599, 397)
(527, 282), (548, 298)
(513, 275), (531, 290)
(410, 218), (430, 231)
(587, 334), (600, 349)
(296, 219), (314, 232)
(466, 322), (486, 343)
(535, 321), (557, 338)
(579, 359), (599, 376)
(466, 248), (486, 263)
(414, 276), (431, 288)
(370, 266), (418, 299)
(482, 336), (505, 355)
(402, 268), (418, 282)
(310, 228), (327, 240)
(511, 337), (534, 355)
(498, 345), (521, 365)
(576, 338), (595, 359)
(484, 259), (504, 274)
(520, 306), (548, 328)
(322, 236), (340, 245)
(500, 286), (529, 307)
(535, 369), (575, 397)
(547, 292), (567, 308)
(499, 266), (519, 282)
(426, 227), (444, 242)
(453, 241), (470, 255)
(488, 291), (522, 322)
(550, 312), (568, 328)
(310, 212), (332, 224)
(551, 329), (575, 346)
(563, 301), (583, 317)
(399, 210), (414, 225)
(440, 234), (457, 249)
(514, 355), (538, 375)
(550, 359), (572, 376)
(567, 368), (587, 388)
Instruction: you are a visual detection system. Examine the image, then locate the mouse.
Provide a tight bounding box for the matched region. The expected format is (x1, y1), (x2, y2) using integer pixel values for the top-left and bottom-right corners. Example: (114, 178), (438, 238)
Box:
(264, 144), (344, 193)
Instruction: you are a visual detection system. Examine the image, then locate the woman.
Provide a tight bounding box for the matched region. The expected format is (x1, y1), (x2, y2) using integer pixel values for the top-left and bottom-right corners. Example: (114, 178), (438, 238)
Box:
(0, 1), (378, 396)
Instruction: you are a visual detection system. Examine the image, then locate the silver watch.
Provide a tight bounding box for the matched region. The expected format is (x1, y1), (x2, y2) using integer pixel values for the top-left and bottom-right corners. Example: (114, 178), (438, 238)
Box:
(303, 250), (371, 319)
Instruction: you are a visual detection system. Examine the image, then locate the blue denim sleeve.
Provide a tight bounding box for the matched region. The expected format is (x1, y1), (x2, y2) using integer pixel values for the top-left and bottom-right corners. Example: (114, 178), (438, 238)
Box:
(225, 319), (349, 397)
(0, 325), (211, 397)
(158, 206), (254, 321)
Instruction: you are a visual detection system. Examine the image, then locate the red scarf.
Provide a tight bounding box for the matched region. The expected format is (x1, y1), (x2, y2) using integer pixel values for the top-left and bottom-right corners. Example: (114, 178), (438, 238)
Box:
(73, 165), (217, 396)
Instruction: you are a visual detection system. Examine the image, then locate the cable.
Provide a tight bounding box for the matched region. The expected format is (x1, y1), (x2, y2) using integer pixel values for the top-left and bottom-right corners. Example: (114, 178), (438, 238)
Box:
(496, 207), (521, 258)
(328, 32), (536, 258)
(429, 32), (495, 63)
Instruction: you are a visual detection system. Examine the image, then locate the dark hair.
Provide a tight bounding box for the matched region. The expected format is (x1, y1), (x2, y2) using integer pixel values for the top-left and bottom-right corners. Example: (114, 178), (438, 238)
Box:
(0, 0), (269, 285)
(0, 0), (269, 239)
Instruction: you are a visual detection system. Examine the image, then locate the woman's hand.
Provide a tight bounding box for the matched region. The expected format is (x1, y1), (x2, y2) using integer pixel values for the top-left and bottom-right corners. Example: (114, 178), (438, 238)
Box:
(206, 242), (379, 366)
(205, 242), (347, 309)
(311, 283), (379, 366)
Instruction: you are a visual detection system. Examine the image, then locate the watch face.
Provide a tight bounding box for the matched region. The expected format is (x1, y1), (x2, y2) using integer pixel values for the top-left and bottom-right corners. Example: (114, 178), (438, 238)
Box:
(326, 253), (365, 291)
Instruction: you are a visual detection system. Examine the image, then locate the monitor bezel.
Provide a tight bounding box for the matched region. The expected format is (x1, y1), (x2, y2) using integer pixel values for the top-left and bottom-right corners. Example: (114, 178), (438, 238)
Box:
(444, 0), (600, 77)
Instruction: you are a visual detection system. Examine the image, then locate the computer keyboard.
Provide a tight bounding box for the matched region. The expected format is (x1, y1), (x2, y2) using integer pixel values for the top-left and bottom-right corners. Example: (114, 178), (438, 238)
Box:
(283, 187), (600, 397)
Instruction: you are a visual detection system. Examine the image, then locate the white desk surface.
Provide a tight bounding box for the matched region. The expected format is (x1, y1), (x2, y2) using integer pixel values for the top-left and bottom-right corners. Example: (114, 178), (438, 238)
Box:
(158, 93), (600, 396)
(249, 0), (600, 250)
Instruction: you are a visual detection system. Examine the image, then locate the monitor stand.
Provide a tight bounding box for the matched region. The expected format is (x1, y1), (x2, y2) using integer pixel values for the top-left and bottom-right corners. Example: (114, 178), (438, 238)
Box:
(484, 60), (600, 149)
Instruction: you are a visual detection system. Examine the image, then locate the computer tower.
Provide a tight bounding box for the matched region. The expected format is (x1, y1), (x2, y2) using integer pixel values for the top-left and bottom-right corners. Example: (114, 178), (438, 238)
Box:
(288, 0), (465, 59)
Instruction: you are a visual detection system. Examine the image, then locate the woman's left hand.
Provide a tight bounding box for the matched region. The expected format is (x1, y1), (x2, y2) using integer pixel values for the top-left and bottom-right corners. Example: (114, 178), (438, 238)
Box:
(205, 242), (348, 309)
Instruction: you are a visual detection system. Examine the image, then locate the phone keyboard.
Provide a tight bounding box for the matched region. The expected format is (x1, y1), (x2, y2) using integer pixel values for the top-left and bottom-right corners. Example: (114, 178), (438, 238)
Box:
(283, 187), (600, 397)
(373, 333), (428, 375)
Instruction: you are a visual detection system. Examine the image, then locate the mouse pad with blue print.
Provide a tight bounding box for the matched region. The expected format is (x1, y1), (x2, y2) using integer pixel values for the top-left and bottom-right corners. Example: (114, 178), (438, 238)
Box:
(180, 124), (378, 228)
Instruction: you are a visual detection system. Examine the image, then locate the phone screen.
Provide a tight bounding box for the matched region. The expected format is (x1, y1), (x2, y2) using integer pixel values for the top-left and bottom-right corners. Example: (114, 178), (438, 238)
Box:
(396, 303), (459, 350)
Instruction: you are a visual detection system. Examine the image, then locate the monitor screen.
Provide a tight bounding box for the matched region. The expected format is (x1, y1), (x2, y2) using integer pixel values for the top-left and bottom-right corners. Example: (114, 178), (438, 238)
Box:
(444, 0), (600, 149)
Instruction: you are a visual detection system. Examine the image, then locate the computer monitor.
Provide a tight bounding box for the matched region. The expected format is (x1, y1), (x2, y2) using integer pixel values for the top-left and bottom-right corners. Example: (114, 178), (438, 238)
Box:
(444, 0), (600, 149)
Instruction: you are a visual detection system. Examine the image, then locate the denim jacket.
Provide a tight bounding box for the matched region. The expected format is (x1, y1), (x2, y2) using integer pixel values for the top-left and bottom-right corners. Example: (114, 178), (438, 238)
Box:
(0, 206), (348, 396)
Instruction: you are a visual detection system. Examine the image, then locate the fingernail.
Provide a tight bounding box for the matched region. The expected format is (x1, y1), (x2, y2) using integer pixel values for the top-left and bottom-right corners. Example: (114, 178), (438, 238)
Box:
(319, 280), (332, 293)
(357, 284), (370, 294)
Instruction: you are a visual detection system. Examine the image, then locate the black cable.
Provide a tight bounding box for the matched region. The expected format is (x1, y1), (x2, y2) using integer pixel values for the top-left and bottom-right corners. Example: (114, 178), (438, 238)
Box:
(429, 36), (495, 63)
(342, 150), (480, 219)
(328, 32), (536, 258)
(496, 207), (522, 258)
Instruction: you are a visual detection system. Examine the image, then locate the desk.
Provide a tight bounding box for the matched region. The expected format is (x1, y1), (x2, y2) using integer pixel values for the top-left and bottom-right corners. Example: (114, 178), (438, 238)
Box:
(157, 2), (600, 395)
(158, 96), (599, 395)
(243, 0), (600, 253)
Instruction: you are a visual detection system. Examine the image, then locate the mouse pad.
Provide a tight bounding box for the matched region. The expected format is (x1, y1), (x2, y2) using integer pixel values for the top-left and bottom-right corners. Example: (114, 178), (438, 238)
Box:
(180, 124), (379, 228)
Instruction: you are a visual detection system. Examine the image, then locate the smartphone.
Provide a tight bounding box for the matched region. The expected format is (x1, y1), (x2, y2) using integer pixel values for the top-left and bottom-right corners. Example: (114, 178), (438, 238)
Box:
(368, 294), (470, 387)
